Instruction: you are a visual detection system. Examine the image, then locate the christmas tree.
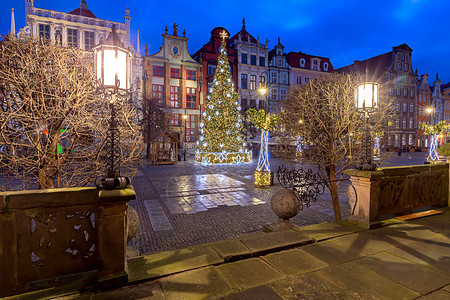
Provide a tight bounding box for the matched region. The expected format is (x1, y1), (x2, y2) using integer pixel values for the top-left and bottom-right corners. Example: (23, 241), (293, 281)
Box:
(195, 30), (251, 164)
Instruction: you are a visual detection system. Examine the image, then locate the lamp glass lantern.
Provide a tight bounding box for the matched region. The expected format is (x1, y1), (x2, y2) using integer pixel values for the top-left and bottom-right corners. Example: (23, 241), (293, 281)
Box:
(355, 82), (378, 110)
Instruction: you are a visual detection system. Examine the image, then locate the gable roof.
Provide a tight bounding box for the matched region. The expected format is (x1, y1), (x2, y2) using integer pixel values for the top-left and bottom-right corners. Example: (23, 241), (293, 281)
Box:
(338, 52), (393, 82)
(68, 0), (97, 18)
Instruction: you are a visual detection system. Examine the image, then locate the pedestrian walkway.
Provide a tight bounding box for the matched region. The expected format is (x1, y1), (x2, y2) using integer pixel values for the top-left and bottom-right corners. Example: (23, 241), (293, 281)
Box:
(60, 207), (450, 299)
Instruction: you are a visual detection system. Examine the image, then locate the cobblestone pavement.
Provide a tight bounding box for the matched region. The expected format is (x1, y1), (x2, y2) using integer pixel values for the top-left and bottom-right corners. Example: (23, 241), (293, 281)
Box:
(128, 152), (437, 254)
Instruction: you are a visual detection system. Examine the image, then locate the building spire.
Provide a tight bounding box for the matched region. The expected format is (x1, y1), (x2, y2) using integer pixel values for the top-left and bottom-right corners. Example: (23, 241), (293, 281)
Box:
(242, 17), (246, 30)
(10, 8), (15, 37)
(136, 30), (140, 55)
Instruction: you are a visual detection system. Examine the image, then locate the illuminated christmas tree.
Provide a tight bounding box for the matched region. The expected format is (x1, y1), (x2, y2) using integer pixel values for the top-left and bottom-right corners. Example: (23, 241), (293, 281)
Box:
(195, 30), (251, 164)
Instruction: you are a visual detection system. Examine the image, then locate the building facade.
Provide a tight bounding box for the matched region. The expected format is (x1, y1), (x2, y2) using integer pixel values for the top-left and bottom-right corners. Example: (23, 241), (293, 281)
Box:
(142, 24), (203, 148)
(229, 19), (269, 112)
(14, 0), (143, 108)
(287, 51), (334, 87)
(339, 44), (419, 150)
(417, 74), (432, 147)
(267, 38), (290, 112)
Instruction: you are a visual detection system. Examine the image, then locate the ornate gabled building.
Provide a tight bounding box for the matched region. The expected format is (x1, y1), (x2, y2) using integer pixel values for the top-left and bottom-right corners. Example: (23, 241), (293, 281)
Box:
(267, 38), (290, 112)
(417, 74), (432, 147)
(229, 19), (269, 112)
(192, 27), (239, 101)
(13, 0), (143, 108)
(338, 44), (419, 149)
(286, 50), (333, 87)
(142, 24), (203, 148)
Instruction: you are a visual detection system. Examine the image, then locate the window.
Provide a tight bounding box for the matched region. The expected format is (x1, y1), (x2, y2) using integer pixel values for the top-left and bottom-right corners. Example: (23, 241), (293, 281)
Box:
(241, 99), (248, 111)
(67, 28), (78, 47)
(299, 58), (305, 67)
(410, 89), (415, 97)
(396, 102), (400, 111)
(312, 60), (318, 71)
(280, 89), (287, 101)
(397, 75), (402, 83)
(404, 63), (409, 71)
(259, 56), (265, 67)
(169, 114), (181, 126)
(39, 24), (50, 40)
(250, 55), (256, 65)
(250, 75), (257, 90)
(84, 31), (95, 50)
(403, 102), (407, 112)
(241, 74), (248, 89)
(402, 134), (406, 146)
(241, 53), (247, 64)
(271, 72), (277, 83)
(305, 77), (309, 83)
(186, 87), (197, 108)
(185, 115), (197, 142)
(280, 73), (287, 84)
(395, 118), (400, 128)
(409, 134), (414, 145)
(259, 75), (265, 85)
(207, 65), (216, 75)
(152, 84), (164, 105)
(389, 87), (393, 95)
(395, 134), (400, 147)
(250, 99), (256, 109)
(409, 118), (413, 129)
(276, 58), (282, 67)
(170, 68), (180, 78)
(170, 86), (180, 107)
(270, 89), (277, 100)
(153, 66), (164, 77)
(397, 63), (401, 70)
(323, 62), (328, 71)
(186, 70), (196, 80)
(409, 103), (414, 113)
(296, 76), (302, 84)
(396, 88), (401, 96)
(403, 89), (407, 97)
(401, 54), (405, 61)
(402, 118), (407, 129)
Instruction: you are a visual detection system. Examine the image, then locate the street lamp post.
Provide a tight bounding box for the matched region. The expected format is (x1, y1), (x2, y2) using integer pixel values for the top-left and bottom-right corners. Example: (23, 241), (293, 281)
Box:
(424, 105), (439, 162)
(93, 24), (132, 189)
(355, 82), (378, 171)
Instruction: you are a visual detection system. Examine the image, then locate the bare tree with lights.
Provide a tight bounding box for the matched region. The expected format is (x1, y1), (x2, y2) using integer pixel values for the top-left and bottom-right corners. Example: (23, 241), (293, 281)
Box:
(278, 72), (392, 220)
(0, 36), (143, 190)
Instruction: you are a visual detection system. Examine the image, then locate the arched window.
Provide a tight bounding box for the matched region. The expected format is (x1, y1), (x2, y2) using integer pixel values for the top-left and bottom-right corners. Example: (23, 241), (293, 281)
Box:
(323, 62), (329, 71)
(299, 58), (305, 67)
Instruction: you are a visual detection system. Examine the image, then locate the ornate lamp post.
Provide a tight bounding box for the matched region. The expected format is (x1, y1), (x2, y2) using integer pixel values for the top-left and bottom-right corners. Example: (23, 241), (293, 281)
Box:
(93, 24), (132, 189)
(355, 82), (378, 171)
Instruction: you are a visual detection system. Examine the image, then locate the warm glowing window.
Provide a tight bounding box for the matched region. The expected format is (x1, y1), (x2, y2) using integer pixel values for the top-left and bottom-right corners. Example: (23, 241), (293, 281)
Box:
(153, 66), (164, 77)
(170, 86), (180, 107)
(250, 75), (257, 90)
(186, 87), (197, 108)
(186, 70), (196, 80)
(171, 68), (180, 78)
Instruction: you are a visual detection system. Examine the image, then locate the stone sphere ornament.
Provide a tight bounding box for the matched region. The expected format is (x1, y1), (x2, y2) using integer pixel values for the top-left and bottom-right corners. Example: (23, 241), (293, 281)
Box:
(270, 188), (300, 220)
(126, 205), (140, 242)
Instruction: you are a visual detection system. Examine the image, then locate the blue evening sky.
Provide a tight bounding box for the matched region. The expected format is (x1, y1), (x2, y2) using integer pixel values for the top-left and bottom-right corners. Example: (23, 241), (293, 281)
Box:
(3, 0), (450, 84)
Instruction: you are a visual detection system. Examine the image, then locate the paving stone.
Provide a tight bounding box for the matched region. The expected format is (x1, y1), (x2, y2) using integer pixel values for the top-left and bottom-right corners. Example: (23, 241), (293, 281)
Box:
(301, 237), (366, 265)
(209, 239), (251, 262)
(91, 281), (164, 300)
(269, 273), (353, 300)
(444, 285), (450, 292)
(405, 234), (450, 256)
(261, 248), (329, 277)
(332, 231), (406, 255)
(144, 200), (173, 231)
(222, 285), (283, 300)
(387, 243), (450, 275)
(127, 244), (222, 282)
(294, 221), (363, 241)
(215, 258), (285, 290)
(355, 251), (450, 295)
(315, 262), (421, 299)
(240, 230), (313, 256)
(159, 266), (233, 299)
(418, 289), (450, 300)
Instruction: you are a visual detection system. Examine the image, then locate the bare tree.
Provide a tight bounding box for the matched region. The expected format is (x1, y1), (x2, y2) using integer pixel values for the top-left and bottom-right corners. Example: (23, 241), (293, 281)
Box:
(0, 36), (143, 190)
(278, 72), (392, 220)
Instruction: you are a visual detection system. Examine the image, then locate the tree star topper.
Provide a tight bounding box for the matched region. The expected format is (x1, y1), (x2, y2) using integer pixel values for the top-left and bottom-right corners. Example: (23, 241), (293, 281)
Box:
(220, 30), (228, 41)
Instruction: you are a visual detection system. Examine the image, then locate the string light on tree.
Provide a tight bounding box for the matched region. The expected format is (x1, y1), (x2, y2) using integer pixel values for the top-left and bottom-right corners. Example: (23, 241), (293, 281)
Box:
(195, 30), (251, 164)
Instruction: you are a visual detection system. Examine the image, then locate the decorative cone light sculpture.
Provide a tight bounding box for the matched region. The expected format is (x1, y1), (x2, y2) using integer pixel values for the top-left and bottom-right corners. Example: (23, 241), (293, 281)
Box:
(93, 24), (132, 189)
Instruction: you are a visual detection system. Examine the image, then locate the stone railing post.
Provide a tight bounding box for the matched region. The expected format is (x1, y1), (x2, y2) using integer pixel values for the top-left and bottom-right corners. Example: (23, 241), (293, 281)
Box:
(344, 169), (384, 229)
(97, 187), (136, 286)
(0, 197), (18, 296)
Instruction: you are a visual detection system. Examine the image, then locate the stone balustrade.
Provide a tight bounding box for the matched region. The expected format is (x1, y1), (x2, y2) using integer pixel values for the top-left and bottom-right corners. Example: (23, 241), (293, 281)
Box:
(0, 186), (135, 297)
(344, 163), (449, 228)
